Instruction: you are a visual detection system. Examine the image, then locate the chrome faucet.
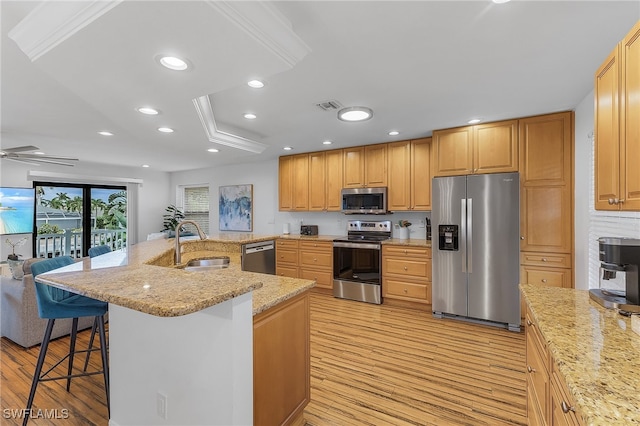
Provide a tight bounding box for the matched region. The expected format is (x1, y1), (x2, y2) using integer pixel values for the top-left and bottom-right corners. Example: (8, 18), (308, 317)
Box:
(174, 220), (207, 264)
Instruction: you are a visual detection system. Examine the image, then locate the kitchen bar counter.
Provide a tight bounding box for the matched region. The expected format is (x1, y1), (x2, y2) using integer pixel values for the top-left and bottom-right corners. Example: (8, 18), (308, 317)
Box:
(36, 236), (315, 317)
(520, 284), (640, 425)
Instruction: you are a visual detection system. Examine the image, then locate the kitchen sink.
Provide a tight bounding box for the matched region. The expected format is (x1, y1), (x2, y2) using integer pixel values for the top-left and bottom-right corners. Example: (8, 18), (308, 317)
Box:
(183, 256), (230, 271)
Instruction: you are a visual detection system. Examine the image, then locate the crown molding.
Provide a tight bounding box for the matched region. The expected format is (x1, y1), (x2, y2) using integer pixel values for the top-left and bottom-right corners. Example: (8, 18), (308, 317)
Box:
(193, 95), (268, 154)
(8, 1), (123, 62)
(205, 1), (311, 68)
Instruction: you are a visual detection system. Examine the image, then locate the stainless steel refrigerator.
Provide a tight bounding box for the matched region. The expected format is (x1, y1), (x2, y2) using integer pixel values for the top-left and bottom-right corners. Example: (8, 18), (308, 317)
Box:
(432, 172), (520, 331)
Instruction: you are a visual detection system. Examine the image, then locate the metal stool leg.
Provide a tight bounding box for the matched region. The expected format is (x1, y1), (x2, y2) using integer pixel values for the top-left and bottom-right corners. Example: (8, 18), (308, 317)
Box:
(23, 319), (56, 426)
(97, 315), (110, 416)
(66, 318), (79, 391)
(83, 318), (98, 372)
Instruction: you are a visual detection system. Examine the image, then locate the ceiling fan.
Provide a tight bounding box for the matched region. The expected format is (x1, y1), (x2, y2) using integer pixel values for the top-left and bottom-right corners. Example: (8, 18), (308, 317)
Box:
(0, 145), (78, 166)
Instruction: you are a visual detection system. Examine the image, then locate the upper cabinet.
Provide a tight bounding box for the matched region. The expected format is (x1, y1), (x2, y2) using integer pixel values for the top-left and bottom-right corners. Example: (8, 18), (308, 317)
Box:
(595, 20), (640, 211)
(343, 144), (387, 188)
(279, 154), (309, 211)
(433, 120), (518, 177)
(308, 150), (344, 212)
(387, 138), (432, 211)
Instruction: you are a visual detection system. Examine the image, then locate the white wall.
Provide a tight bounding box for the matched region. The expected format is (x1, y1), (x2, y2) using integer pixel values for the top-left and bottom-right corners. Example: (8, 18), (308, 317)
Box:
(170, 159), (432, 240)
(574, 90), (640, 290)
(0, 160), (170, 259)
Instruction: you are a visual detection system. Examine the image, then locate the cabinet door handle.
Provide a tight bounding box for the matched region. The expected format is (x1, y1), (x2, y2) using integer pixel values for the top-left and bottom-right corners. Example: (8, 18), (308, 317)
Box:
(542, 279), (548, 283)
(608, 198), (616, 205)
(520, 236), (525, 240)
(527, 366), (535, 373)
(619, 199), (625, 204)
(561, 401), (575, 413)
(526, 319), (532, 326)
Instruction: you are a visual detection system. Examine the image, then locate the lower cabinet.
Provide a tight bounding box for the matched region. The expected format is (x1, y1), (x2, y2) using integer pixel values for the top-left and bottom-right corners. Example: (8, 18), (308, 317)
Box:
(526, 305), (584, 426)
(520, 252), (572, 320)
(254, 291), (310, 426)
(382, 245), (432, 305)
(276, 239), (334, 290)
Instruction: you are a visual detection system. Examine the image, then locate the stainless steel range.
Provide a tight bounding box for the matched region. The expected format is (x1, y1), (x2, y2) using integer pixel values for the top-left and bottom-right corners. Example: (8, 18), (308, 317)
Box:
(333, 220), (392, 304)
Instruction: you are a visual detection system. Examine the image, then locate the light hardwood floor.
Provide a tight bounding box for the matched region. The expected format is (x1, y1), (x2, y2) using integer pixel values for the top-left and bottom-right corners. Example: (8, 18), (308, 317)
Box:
(1, 293), (526, 425)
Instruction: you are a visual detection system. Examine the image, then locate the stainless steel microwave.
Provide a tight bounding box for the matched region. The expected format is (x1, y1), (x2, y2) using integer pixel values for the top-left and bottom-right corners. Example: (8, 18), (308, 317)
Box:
(341, 187), (388, 215)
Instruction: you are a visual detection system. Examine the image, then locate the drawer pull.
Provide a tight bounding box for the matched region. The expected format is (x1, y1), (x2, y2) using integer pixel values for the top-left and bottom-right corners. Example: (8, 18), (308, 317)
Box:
(404, 266), (408, 271)
(527, 366), (535, 373)
(314, 258), (318, 262)
(541, 279), (547, 283)
(542, 258), (547, 262)
(561, 401), (575, 414)
(404, 250), (408, 254)
(403, 288), (408, 293)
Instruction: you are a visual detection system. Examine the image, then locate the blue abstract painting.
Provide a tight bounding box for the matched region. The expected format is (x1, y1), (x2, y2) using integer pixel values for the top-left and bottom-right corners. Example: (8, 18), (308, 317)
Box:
(219, 184), (253, 231)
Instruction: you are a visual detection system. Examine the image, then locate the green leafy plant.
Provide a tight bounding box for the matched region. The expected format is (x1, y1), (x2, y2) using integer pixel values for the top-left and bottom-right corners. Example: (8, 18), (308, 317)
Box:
(37, 223), (64, 235)
(163, 205), (185, 231)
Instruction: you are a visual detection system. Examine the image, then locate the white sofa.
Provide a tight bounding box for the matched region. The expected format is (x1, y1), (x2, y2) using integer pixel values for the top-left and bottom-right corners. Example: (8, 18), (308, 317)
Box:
(1, 258), (93, 348)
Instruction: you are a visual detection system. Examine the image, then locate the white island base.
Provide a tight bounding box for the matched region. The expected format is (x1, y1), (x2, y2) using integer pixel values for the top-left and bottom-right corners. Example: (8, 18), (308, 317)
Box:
(108, 292), (253, 426)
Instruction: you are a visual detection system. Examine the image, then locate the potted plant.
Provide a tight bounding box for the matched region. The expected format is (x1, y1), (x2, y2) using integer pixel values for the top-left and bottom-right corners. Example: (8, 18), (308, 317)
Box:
(163, 205), (185, 236)
(396, 220), (412, 240)
(5, 236), (27, 261)
(5, 237), (27, 279)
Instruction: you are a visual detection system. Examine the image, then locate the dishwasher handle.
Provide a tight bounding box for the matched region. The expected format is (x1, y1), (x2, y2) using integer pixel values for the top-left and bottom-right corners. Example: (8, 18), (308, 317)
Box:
(244, 242), (274, 254)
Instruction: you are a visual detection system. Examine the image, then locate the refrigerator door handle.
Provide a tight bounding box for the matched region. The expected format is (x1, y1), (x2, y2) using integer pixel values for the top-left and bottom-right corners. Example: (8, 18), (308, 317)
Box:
(467, 198), (472, 273)
(461, 198), (467, 273)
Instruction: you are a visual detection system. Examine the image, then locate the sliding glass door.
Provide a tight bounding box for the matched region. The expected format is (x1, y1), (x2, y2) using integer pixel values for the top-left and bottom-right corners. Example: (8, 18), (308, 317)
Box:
(34, 183), (126, 258)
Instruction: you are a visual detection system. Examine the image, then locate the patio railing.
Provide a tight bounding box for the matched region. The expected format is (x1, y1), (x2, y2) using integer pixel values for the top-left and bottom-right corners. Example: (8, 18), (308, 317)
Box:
(35, 229), (127, 259)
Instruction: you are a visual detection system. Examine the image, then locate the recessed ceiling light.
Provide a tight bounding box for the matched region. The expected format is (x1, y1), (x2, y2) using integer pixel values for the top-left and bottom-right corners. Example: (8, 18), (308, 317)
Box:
(208, 148), (219, 153)
(388, 131), (400, 136)
(492, 0), (511, 3)
(243, 113), (257, 120)
(283, 146), (293, 151)
(159, 56), (189, 71)
(97, 131), (114, 136)
(247, 80), (264, 88)
(323, 140), (332, 145)
(142, 164), (150, 168)
(137, 107), (159, 115)
(468, 118), (482, 124)
(338, 106), (373, 122)
(157, 127), (174, 133)
(34, 151), (45, 155)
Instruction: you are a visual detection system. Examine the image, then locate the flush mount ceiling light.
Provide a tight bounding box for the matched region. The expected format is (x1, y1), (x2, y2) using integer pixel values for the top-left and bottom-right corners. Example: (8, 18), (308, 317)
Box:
(243, 113), (257, 120)
(158, 55), (189, 71)
(388, 131), (400, 136)
(97, 131), (114, 136)
(137, 107), (159, 115)
(208, 148), (219, 153)
(338, 106), (373, 122)
(157, 127), (174, 133)
(247, 80), (264, 88)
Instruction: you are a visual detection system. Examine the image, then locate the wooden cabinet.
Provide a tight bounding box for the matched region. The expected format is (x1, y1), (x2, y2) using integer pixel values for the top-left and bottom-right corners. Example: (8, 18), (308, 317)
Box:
(388, 138), (432, 211)
(298, 240), (333, 290)
(308, 150), (344, 212)
(525, 305), (584, 426)
(433, 120), (518, 177)
(254, 291), (310, 426)
(276, 238), (334, 290)
(382, 245), (432, 305)
(595, 20), (640, 211)
(276, 239), (299, 278)
(343, 144), (387, 188)
(279, 154), (309, 211)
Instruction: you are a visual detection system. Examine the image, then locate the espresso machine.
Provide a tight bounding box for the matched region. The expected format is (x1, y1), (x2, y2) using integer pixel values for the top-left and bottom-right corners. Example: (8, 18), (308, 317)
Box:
(589, 237), (640, 313)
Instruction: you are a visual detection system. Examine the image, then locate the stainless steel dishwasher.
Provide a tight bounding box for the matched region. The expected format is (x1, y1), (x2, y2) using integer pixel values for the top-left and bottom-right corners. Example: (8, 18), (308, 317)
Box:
(241, 240), (275, 275)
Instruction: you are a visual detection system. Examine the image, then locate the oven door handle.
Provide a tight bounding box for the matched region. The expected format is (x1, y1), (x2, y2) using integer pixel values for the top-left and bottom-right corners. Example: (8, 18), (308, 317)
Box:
(333, 241), (381, 250)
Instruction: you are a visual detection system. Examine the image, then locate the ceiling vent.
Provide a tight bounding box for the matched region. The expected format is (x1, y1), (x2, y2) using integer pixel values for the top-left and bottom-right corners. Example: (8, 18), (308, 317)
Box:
(315, 100), (343, 111)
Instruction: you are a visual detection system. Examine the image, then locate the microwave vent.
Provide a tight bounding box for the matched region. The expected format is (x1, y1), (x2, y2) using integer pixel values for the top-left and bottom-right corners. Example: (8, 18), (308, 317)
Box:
(315, 100), (342, 111)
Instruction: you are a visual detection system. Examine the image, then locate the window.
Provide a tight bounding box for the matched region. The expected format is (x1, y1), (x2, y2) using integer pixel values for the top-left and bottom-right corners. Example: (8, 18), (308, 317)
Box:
(181, 186), (210, 234)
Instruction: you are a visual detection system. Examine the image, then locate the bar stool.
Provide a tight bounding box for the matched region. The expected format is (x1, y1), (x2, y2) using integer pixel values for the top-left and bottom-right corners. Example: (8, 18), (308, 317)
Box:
(24, 256), (109, 425)
(83, 245), (112, 371)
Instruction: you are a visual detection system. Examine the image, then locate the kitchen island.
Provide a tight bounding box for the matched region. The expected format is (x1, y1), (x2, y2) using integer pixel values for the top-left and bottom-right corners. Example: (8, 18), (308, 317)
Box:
(35, 235), (315, 426)
(520, 284), (640, 426)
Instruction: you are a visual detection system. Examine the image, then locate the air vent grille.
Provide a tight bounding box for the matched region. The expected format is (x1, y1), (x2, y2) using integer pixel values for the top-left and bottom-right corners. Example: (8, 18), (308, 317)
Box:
(315, 100), (343, 111)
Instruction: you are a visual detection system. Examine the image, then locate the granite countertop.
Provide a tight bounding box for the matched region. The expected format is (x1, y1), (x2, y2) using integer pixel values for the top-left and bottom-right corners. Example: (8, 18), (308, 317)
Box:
(520, 284), (640, 425)
(36, 235), (315, 318)
(383, 238), (432, 247)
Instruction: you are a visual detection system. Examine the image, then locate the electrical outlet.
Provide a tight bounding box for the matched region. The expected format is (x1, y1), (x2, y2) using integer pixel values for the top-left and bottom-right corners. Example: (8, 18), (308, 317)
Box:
(419, 220), (425, 228)
(157, 392), (168, 419)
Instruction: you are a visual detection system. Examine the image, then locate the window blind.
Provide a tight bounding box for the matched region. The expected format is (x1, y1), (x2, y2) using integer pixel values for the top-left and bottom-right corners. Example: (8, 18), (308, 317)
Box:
(183, 186), (210, 234)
